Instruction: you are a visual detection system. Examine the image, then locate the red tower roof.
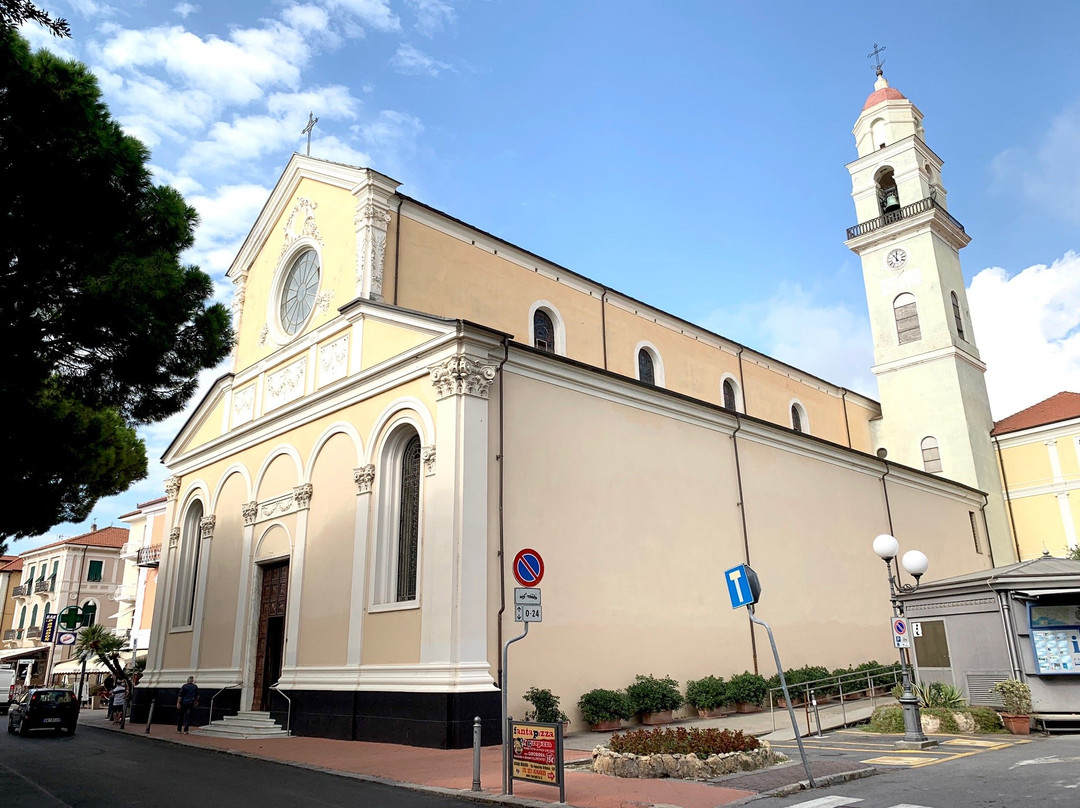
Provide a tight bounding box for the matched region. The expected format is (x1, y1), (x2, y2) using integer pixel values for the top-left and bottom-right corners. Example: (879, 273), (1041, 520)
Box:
(863, 86), (906, 110)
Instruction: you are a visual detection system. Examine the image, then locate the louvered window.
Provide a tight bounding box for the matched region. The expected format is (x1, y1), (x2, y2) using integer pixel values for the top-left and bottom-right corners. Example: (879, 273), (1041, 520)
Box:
(921, 436), (942, 473)
(952, 292), (965, 340)
(894, 293), (921, 344)
(723, 379), (737, 411)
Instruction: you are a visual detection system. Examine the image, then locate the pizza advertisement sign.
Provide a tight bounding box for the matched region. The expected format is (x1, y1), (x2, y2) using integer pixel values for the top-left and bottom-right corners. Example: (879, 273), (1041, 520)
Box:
(508, 720), (565, 801)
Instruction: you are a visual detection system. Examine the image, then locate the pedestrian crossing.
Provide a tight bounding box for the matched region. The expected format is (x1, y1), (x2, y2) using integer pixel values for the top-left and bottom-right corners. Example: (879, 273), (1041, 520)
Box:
(783, 798), (934, 808)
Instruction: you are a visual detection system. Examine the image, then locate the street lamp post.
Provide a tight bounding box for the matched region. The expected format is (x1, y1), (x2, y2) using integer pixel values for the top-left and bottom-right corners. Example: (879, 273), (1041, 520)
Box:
(872, 534), (937, 750)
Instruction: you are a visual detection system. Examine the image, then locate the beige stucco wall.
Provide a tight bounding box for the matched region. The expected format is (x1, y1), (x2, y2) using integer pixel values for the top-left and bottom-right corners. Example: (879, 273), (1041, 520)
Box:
(495, 366), (989, 723)
(197, 471), (247, 669)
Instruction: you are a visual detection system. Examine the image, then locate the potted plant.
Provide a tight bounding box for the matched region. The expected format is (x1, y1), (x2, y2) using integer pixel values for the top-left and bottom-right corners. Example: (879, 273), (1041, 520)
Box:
(993, 679), (1032, 735)
(523, 687), (569, 731)
(685, 675), (731, 718)
(726, 671), (768, 713)
(626, 674), (682, 725)
(578, 688), (632, 731)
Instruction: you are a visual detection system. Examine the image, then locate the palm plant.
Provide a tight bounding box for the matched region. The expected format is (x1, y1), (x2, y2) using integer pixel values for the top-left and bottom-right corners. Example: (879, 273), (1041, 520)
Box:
(75, 624), (131, 721)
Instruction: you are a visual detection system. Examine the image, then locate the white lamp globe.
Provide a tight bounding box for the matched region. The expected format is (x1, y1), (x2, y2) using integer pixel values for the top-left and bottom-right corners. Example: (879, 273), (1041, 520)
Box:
(902, 550), (929, 578)
(873, 534), (900, 560)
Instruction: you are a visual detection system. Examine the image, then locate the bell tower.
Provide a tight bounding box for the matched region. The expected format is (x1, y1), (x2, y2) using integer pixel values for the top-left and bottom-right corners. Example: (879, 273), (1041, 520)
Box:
(844, 67), (1015, 564)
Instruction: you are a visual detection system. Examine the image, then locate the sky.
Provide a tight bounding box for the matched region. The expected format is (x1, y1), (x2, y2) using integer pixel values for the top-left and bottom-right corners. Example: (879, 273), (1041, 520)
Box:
(12, 0), (1080, 551)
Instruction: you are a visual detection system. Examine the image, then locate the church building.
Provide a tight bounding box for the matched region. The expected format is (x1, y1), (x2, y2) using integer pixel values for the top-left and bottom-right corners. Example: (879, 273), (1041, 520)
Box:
(136, 72), (1010, 746)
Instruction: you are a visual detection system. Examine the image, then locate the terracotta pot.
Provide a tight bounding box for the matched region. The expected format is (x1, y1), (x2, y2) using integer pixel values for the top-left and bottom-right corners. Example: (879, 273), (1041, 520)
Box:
(588, 719), (622, 732)
(696, 707), (731, 719)
(735, 702), (762, 714)
(640, 710), (674, 725)
(1002, 714), (1030, 735)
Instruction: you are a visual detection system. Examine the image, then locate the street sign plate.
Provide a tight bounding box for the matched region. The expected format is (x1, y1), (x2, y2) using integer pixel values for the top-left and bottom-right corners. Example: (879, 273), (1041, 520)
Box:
(515, 604), (542, 623)
(40, 614), (58, 644)
(724, 564), (761, 609)
(514, 587), (541, 606)
(912, 621), (922, 637)
(512, 549), (544, 587)
(892, 617), (911, 648)
(56, 631), (77, 646)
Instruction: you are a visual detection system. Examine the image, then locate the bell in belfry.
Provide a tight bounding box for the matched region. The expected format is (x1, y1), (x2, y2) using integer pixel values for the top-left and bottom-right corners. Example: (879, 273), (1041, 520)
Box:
(882, 189), (900, 211)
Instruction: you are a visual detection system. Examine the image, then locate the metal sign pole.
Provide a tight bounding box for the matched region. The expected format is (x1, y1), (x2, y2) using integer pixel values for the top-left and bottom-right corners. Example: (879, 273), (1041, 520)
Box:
(501, 621), (529, 794)
(748, 605), (817, 788)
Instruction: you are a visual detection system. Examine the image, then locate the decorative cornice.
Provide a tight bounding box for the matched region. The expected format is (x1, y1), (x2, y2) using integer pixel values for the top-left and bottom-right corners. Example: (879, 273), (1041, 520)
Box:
(242, 501), (259, 526)
(293, 483), (314, 509)
(429, 355), (498, 399)
(354, 464), (375, 495)
(165, 477), (181, 501)
(168, 527), (181, 548)
(422, 445), (436, 476)
(199, 516), (216, 539)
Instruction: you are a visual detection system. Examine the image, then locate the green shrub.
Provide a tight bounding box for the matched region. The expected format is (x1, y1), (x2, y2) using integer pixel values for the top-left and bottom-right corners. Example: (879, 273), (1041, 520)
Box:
(578, 689), (632, 724)
(685, 676), (729, 710)
(890, 680), (966, 709)
(726, 671), (768, 706)
(523, 687), (568, 723)
(608, 726), (759, 757)
(866, 705), (1005, 735)
(867, 705), (905, 733)
(969, 706), (1005, 733)
(626, 674), (683, 714)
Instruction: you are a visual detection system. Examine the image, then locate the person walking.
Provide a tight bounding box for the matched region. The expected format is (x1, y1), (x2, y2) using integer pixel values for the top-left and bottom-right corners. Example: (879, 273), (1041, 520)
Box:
(110, 680), (127, 725)
(177, 676), (199, 734)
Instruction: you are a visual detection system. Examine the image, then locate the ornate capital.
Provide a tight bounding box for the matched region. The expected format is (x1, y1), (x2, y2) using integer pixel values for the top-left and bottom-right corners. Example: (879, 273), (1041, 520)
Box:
(429, 355), (498, 400)
(354, 464), (375, 495)
(168, 527), (181, 548)
(293, 483), (314, 509)
(165, 477), (181, 501)
(355, 199), (392, 302)
(422, 445), (436, 476)
(242, 501), (259, 525)
(199, 515), (216, 539)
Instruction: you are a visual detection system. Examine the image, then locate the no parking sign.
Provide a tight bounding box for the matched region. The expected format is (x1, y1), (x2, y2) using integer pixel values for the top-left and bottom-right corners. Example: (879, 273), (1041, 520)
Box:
(892, 617), (911, 648)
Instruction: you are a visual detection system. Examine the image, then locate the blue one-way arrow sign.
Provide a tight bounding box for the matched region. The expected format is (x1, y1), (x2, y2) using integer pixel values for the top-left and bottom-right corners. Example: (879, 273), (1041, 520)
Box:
(724, 564), (761, 609)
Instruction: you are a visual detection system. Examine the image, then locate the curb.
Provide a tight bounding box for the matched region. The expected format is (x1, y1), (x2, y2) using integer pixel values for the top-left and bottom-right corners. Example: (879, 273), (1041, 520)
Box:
(82, 722), (563, 808)
(758, 767), (878, 800)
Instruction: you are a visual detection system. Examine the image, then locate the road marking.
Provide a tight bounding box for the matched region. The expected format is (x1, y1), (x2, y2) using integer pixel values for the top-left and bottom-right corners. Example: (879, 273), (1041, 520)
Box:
(862, 755), (923, 766)
(773, 743), (941, 754)
(941, 738), (1004, 747)
(782, 797), (863, 807)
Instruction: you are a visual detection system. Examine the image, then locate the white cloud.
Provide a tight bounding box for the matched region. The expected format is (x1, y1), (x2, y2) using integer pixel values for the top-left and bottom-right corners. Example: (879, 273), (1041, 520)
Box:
(390, 43), (450, 76)
(69, 0), (117, 18)
(702, 283), (877, 398)
(406, 0), (454, 37)
(991, 105), (1080, 223)
(173, 2), (199, 17)
(323, 0), (399, 32)
(17, 21), (78, 59)
(188, 183), (272, 249)
(283, 3), (332, 33)
(968, 251), (1080, 419)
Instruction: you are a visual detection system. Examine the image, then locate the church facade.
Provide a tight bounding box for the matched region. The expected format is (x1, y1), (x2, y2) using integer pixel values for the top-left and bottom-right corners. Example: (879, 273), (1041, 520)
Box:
(137, 74), (1006, 746)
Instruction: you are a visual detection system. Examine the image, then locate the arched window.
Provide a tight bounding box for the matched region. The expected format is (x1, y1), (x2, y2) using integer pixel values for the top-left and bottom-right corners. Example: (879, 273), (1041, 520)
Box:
(26, 566), (34, 583)
(894, 293), (921, 344)
(871, 118), (887, 150)
(43, 602), (51, 619)
(722, 378), (738, 411)
(921, 437), (943, 473)
(951, 292), (965, 340)
(30, 603), (38, 628)
(374, 426), (424, 606)
(790, 402), (808, 434)
(533, 308), (555, 353)
(171, 499), (204, 628)
(82, 600), (97, 627)
(18, 605), (26, 629)
(637, 349), (655, 385)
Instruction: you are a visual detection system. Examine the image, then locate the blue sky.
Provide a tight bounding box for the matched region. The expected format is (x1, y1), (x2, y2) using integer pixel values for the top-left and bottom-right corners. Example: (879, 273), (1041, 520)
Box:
(13, 0), (1080, 549)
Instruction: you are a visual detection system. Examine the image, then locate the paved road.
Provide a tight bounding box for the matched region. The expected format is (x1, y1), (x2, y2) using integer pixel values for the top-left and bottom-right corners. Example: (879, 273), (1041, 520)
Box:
(0, 722), (465, 808)
(757, 733), (1080, 808)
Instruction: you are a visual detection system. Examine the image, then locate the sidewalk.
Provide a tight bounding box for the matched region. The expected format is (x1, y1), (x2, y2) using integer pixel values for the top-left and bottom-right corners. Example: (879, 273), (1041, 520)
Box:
(87, 700), (878, 808)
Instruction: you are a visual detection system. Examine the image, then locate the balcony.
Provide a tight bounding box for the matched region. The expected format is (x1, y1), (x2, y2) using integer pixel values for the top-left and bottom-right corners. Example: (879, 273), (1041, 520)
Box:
(136, 544), (161, 567)
(26, 626), (40, 640)
(12, 583), (31, 597)
(111, 583), (138, 604)
(3, 628), (18, 641)
(846, 196), (966, 240)
(34, 579), (54, 594)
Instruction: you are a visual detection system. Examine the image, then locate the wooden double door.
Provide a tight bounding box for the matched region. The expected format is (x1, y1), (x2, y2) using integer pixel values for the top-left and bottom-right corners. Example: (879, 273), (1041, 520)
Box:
(252, 561), (288, 712)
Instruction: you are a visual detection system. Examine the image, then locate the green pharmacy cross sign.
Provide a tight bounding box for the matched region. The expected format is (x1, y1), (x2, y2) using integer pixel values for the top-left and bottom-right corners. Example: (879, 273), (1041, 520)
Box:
(58, 606), (84, 630)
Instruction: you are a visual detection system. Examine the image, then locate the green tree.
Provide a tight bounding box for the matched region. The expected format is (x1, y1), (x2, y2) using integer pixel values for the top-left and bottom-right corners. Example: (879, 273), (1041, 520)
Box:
(74, 623), (130, 720)
(0, 31), (233, 540)
(0, 1), (70, 37)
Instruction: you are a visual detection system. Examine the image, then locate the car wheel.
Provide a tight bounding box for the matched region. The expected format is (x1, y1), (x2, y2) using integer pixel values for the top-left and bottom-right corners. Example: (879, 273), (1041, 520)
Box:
(68, 724), (77, 736)
(18, 720), (30, 737)
(6, 718), (13, 734)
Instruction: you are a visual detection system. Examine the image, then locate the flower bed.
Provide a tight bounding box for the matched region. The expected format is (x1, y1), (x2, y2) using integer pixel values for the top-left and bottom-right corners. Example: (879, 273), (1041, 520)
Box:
(593, 744), (786, 780)
(610, 727), (760, 756)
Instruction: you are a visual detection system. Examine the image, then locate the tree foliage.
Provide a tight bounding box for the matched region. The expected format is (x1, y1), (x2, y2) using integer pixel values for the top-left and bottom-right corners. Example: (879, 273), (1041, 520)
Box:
(0, 1), (69, 37)
(0, 32), (233, 539)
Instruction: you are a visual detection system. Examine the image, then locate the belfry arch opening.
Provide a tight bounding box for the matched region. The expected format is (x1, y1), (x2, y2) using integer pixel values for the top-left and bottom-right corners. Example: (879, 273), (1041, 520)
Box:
(875, 167), (900, 214)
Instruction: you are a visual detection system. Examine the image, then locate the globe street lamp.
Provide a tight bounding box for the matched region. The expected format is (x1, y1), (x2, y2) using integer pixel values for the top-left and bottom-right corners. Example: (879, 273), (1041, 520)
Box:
(872, 534), (937, 749)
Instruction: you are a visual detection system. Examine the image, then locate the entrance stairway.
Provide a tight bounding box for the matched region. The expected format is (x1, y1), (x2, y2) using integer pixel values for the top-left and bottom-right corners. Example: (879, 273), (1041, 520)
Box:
(193, 710), (289, 739)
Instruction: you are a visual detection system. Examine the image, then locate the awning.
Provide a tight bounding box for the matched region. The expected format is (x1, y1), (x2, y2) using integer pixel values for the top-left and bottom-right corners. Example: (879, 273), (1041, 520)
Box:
(52, 657), (113, 675)
(0, 646), (49, 662)
(1014, 588), (1080, 597)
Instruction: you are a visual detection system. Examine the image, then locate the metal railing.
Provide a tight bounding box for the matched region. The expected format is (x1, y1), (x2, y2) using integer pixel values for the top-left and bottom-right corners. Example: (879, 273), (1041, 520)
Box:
(2, 628), (18, 640)
(136, 545), (162, 567)
(846, 196), (966, 239)
(208, 682), (243, 725)
(767, 665), (903, 734)
(12, 583), (30, 597)
(269, 685), (292, 735)
(34, 579), (54, 594)
(26, 626), (41, 639)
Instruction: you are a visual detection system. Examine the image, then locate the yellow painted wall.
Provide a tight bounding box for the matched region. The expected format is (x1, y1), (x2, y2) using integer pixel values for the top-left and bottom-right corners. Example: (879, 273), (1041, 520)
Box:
(1011, 495), (1069, 560)
(360, 319), (433, 370)
(197, 471), (247, 669)
(360, 609), (421, 665)
(999, 441), (1055, 488)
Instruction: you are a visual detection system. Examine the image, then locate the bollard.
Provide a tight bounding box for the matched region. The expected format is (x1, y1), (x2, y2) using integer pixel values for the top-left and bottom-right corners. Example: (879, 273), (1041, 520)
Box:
(811, 690), (822, 738)
(145, 698), (156, 735)
(472, 716), (482, 791)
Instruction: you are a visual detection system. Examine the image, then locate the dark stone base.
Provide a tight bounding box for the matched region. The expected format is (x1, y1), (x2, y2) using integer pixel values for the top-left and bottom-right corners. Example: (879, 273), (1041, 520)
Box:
(131, 687), (500, 748)
(270, 689), (502, 748)
(130, 687), (240, 729)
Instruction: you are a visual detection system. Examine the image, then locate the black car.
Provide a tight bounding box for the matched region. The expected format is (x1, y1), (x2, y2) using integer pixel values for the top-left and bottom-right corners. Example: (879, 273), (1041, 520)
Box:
(7, 688), (79, 736)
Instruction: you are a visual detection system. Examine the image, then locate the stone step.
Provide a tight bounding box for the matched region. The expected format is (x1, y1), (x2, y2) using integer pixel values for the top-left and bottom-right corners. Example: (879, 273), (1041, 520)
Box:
(193, 727), (290, 739)
(193, 710), (289, 739)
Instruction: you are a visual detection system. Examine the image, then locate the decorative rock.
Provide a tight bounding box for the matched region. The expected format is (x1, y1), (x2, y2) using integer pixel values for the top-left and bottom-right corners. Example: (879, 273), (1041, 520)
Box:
(593, 744), (787, 780)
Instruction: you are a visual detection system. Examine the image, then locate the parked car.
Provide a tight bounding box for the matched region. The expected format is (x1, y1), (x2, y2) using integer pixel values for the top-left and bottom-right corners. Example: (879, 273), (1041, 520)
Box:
(0, 668), (15, 715)
(7, 688), (79, 736)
